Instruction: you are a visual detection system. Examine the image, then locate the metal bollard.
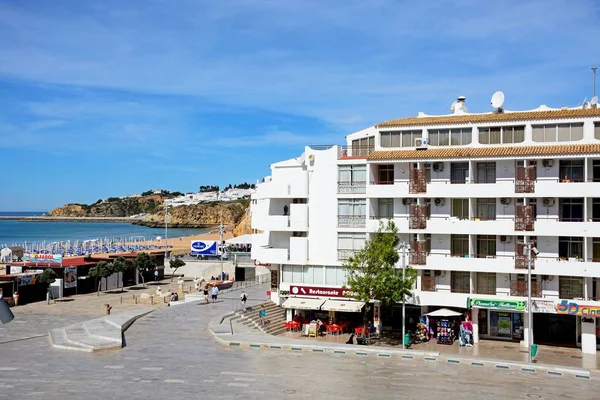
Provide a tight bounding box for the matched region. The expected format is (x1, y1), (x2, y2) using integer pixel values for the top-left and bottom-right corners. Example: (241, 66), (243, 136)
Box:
(105, 304), (112, 315)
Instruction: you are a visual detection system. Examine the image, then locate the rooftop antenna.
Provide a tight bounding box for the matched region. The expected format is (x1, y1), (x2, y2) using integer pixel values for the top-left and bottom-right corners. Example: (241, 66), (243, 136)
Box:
(450, 100), (457, 111)
(491, 91), (505, 113)
(591, 95), (598, 109)
(593, 67), (598, 97)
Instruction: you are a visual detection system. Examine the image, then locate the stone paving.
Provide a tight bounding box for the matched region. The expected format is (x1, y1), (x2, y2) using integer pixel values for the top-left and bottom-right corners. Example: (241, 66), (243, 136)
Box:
(0, 284), (599, 399)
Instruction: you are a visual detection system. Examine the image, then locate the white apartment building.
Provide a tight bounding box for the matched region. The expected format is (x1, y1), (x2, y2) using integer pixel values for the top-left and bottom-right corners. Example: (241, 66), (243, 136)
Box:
(251, 96), (600, 353)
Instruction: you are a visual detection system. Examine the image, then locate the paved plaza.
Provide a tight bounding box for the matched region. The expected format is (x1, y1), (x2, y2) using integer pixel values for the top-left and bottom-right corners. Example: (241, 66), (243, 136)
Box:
(1, 284), (599, 399)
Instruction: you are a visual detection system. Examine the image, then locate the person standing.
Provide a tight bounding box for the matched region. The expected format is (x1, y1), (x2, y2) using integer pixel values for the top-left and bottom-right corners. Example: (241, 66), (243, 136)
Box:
(203, 285), (209, 304)
(211, 285), (219, 303)
(240, 291), (248, 312)
(153, 269), (159, 282)
(259, 305), (266, 326)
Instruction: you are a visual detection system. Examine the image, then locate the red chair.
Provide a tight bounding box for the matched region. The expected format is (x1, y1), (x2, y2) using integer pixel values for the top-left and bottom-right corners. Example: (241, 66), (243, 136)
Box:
(290, 321), (300, 332)
(355, 327), (362, 335)
(284, 322), (291, 331)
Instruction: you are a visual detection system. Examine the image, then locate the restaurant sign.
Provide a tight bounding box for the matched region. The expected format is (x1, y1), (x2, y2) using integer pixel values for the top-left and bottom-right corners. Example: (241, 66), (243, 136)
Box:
(289, 285), (350, 298)
(556, 300), (600, 317)
(23, 253), (63, 264)
(469, 298), (525, 311)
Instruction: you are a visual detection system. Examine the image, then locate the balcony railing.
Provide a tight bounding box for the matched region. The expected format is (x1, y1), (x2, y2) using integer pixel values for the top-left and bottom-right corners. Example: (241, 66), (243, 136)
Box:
(475, 285), (496, 295)
(338, 146), (374, 159)
(451, 286), (470, 294)
(338, 249), (359, 261)
(421, 276), (436, 292)
(337, 181), (366, 194)
(510, 281), (542, 297)
(370, 180), (394, 185)
(369, 215), (394, 220)
(338, 215), (366, 228)
(559, 287), (584, 300)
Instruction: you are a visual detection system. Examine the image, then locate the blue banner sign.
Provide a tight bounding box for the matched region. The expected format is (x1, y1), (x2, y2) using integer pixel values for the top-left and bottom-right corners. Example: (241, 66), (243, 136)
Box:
(23, 253), (63, 264)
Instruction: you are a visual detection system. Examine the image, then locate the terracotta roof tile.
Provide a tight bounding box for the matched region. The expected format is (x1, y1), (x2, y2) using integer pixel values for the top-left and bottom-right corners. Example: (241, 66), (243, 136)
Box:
(367, 144), (600, 161)
(376, 108), (600, 128)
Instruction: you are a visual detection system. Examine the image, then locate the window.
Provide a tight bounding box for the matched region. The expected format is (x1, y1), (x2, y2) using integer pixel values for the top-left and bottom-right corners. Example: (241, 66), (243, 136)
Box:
(476, 235), (496, 258)
(559, 159), (584, 182)
(351, 137), (374, 156)
(451, 271), (470, 293)
(429, 128), (472, 146)
(559, 198), (583, 222)
(476, 198), (496, 220)
(452, 198), (469, 220)
(477, 273), (496, 295)
(337, 233), (366, 260)
(593, 238), (600, 262)
(282, 265), (304, 283)
(595, 122), (600, 140)
(450, 162), (469, 184)
(476, 162), (496, 183)
(593, 199), (600, 221)
(303, 266), (324, 284)
(380, 130), (422, 148)
(376, 164), (394, 184)
(338, 199), (366, 227)
(325, 266), (347, 286)
(479, 126), (525, 144)
(532, 123), (584, 143)
(451, 234), (469, 257)
(338, 165), (366, 193)
(559, 276), (584, 299)
(377, 198), (394, 218)
(558, 236), (583, 259)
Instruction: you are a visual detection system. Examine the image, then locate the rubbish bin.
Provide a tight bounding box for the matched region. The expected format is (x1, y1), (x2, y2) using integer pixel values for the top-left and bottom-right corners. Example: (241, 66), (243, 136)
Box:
(404, 333), (411, 347)
(531, 343), (538, 359)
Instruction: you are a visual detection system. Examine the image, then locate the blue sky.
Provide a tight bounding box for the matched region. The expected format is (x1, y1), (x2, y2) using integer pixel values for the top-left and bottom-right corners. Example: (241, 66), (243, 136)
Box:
(0, 0), (599, 211)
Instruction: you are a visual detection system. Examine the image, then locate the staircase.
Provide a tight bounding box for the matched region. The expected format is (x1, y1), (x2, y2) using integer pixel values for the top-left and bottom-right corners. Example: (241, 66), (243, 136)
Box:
(230, 301), (287, 336)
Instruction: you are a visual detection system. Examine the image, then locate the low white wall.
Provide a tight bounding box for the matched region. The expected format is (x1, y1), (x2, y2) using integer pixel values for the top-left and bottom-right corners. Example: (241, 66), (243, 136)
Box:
(163, 260), (236, 280)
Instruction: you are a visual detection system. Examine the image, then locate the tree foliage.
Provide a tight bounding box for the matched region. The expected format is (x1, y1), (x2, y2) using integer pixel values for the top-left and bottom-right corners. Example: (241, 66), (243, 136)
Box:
(343, 221), (417, 334)
(37, 268), (57, 286)
(89, 261), (115, 295)
(169, 258), (186, 281)
(133, 252), (157, 271)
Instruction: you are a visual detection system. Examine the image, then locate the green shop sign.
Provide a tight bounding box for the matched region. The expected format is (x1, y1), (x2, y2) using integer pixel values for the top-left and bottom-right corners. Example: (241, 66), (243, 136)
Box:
(468, 298), (525, 311)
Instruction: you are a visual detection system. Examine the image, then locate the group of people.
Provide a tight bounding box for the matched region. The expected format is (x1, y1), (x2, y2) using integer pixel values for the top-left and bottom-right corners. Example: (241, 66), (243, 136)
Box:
(202, 285), (220, 304)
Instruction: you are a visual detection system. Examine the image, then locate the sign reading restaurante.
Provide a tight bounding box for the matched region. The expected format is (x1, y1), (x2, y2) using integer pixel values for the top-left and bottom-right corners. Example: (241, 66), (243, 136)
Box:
(289, 285), (349, 298)
(469, 298), (526, 311)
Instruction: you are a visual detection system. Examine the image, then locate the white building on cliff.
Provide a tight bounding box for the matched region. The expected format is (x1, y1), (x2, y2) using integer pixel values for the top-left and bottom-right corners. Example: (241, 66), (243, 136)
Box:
(251, 94), (600, 354)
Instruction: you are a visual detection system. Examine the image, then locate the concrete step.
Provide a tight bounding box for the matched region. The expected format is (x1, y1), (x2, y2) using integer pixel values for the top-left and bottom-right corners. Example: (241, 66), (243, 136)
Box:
(83, 319), (122, 343)
(64, 324), (121, 351)
(49, 328), (92, 352)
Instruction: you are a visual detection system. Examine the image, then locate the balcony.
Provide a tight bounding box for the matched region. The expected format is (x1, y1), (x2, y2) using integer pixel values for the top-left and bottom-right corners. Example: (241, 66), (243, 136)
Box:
(475, 285), (496, 295)
(510, 281), (542, 297)
(427, 216), (514, 235)
(367, 216), (409, 232)
(338, 215), (366, 228)
(254, 246), (289, 264)
(409, 168), (427, 194)
(289, 237), (308, 264)
(428, 180), (513, 198)
(421, 276), (436, 292)
(254, 180), (308, 199)
(515, 165), (535, 193)
(409, 205), (427, 229)
(338, 181), (366, 194)
(338, 249), (359, 261)
(338, 146), (373, 160)
(410, 240), (428, 265)
(535, 219), (600, 237)
(367, 181), (409, 198)
(515, 205), (535, 231)
(425, 253), (515, 273)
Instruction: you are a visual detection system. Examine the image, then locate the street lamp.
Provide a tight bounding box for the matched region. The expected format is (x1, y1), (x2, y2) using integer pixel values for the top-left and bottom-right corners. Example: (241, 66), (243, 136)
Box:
(164, 202), (169, 259)
(523, 241), (539, 363)
(398, 240), (411, 349)
(0, 298), (14, 324)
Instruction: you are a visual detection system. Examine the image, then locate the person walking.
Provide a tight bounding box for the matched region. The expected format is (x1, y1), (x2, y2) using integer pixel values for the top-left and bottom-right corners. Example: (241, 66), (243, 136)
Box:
(153, 269), (159, 282)
(240, 291), (248, 312)
(211, 285), (219, 303)
(203, 285), (209, 304)
(259, 305), (266, 327)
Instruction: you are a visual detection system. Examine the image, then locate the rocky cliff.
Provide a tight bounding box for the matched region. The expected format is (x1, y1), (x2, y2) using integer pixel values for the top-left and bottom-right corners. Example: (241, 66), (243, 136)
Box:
(49, 196), (248, 229)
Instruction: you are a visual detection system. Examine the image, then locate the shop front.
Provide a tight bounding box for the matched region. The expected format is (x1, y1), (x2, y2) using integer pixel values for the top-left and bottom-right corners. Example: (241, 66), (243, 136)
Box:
(555, 299), (600, 354)
(469, 298), (526, 342)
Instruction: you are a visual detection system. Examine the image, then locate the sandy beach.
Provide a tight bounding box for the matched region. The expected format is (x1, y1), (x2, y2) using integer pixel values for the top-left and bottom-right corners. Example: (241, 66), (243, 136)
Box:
(141, 230), (237, 255)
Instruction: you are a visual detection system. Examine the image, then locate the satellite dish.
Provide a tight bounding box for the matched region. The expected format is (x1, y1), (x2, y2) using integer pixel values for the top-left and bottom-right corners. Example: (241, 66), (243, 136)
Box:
(450, 101), (457, 111)
(591, 96), (598, 106)
(491, 91), (505, 109)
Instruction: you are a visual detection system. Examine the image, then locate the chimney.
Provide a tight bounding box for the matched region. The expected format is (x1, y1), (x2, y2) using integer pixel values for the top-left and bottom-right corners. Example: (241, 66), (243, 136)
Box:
(453, 96), (468, 114)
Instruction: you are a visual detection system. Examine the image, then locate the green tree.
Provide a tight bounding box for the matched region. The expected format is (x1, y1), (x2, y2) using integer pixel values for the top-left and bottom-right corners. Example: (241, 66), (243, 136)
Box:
(132, 252), (157, 286)
(88, 261), (115, 296)
(111, 257), (135, 291)
(343, 220), (416, 337)
(36, 268), (57, 290)
(169, 258), (186, 282)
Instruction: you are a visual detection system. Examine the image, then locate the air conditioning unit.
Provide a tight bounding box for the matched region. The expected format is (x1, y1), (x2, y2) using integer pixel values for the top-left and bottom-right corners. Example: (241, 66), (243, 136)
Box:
(402, 198), (410, 206)
(434, 198), (445, 206)
(500, 197), (511, 205)
(542, 159), (553, 168)
(434, 270), (441, 276)
(542, 198), (555, 207)
(500, 235), (507, 243)
(308, 154), (315, 162)
(415, 138), (428, 150)
(432, 162), (444, 172)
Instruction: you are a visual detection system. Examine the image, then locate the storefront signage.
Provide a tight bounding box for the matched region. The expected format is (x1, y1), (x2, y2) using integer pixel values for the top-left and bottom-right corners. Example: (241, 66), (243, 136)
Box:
(469, 298), (525, 311)
(23, 253), (63, 264)
(289, 285), (350, 298)
(64, 267), (77, 289)
(556, 300), (600, 317)
(530, 300), (556, 314)
(17, 275), (37, 286)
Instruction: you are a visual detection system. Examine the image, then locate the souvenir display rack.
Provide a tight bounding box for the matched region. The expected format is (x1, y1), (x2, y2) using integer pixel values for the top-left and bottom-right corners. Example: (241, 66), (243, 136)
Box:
(436, 319), (454, 345)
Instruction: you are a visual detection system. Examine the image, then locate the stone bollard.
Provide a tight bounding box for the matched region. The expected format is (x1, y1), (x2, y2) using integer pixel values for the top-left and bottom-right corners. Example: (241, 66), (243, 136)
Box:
(105, 304), (112, 315)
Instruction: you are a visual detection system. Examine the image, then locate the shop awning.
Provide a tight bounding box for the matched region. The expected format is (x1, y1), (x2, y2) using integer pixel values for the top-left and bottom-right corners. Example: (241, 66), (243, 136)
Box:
(426, 308), (462, 317)
(320, 299), (365, 313)
(282, 297), (325, 310)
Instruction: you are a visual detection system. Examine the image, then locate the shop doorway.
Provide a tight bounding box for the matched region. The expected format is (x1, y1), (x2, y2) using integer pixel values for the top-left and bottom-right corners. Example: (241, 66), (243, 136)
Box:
(533, 314), (577, 347)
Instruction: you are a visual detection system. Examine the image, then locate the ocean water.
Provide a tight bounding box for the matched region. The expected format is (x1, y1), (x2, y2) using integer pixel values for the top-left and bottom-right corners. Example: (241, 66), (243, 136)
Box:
(0, 212), (208, 247)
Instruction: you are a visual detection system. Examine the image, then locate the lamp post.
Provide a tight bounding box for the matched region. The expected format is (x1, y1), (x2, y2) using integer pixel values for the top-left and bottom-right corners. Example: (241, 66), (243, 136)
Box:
(523, 241), (539, 363)
(164, 202), (169, 260)
(398, 240), (411, 349)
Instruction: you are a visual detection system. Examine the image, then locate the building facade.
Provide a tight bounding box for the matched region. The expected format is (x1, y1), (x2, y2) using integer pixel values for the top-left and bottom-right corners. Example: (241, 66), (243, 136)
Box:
(251, 98), (600, 353)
